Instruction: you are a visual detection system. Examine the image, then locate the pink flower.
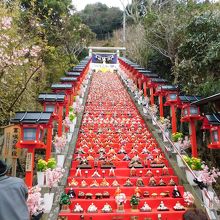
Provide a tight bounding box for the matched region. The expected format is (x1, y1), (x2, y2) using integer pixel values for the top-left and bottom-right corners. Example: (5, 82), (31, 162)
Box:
(197, 166), (220, 186)
(149, 104), (158, 116)
(63, 116), (71, 128)
(27, 186), (44, 215)
(74, 100), (83, 113)
(182, 136), (191, 149)
(45, 168), (65, 188)
(1, 17), (12, 30)
(53, 134), (67, 153)
(30, 45), (41, 57)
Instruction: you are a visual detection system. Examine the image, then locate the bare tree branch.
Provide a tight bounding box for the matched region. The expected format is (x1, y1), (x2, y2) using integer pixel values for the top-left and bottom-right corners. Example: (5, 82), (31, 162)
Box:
(7, 63), (42, 112)
(144, 38), (171, 59)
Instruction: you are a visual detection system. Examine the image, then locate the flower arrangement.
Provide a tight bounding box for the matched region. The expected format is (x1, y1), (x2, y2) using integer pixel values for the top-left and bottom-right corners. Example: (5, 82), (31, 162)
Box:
(128, 80), (137, 93)
(45, 167), (65, 188)
(63, 116), (72, 128)
(159, 117), (171, 133)
(138, 90), (143, 97)
(172, 132), (183, 142)
(183, 191), (195, 207)
(27, 186), (44, 215)
(115, 193), (127, 205)
(47, 158), (56, 169)
(79, 86), (85, 98)
(74, 98), (83, 114)
(37, 159), (47, 172)
(142, 96), (149, 106)
(149, 104), (158, 116)
(69, 113), (76, 122)
(197, 165), (220, 186)
(53, 134), (67, 154)
(68, 108), (76, 122)
(182, 136), (191, 149)
(183, 156), (203, 171)
(37, 158), (56, 172)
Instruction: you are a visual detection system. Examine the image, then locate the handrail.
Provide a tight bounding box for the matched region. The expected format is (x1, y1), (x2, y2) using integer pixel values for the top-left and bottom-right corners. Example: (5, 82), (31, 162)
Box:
(142, 106), (218, 210)
(118, 69), (216, 207)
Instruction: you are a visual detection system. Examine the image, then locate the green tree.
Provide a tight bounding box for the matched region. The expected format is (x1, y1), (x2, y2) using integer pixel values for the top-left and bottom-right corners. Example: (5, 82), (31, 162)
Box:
(0, 0), (94, 125)
(19, 0), (94, 84)
(0, 1), (45, 125)
(177, 10), (220, 95)
(79, 3), (123, 40)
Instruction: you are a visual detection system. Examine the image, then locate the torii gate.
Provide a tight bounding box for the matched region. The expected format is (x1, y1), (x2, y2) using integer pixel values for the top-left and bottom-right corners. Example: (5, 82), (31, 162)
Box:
(88, 46), (126, 73)
(88, 46), (126, 57)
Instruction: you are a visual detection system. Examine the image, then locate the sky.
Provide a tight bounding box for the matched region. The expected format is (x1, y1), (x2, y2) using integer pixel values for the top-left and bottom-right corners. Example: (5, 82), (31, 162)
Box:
(73, 0), (220, 12)
(73, 0), (130, 11)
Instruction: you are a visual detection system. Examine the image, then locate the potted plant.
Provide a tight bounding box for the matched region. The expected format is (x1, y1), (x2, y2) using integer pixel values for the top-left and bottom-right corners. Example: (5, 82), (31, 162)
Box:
(47, 158), (56, 169)
(45, 167), (65, 187)
(142, 96), (149, 115)
(59, 193), (71, 212)
(197, 165), (220, 206)
(197, 165), (220, 187)
(183, 156), (203, 186)
(149, 104), (158, 125)
(172, 132), (183, 143)
(171, 132), (183, 154)
(44, 167), (65, 213)
(36, 159), (47, 186)
(137, 90), (143, 105)
(75, 97), (83, 113)
(27, 186), (44, 220)
(68, 110), (76, 133)
(160, 117), (171, 142)
(63, 116), (72, 139)
(53, 135), (67, 167)
(130, 195), (140, 211)
(183, 156), (203, 171)
(176, 153), (186, 168)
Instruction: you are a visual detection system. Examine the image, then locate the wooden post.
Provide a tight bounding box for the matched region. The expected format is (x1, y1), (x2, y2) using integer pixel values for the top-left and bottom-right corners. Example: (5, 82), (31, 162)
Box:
(65, 98), (70, 117)
(150, 87), (154, 105)
(46, 124), (53, 161)
(25, 147), (34, 187)
(57, 105), (63, 137)
(70, 92), (74, 106)
(143, 82), (147, 97)
(190, 120), (198, 157)
(138, 79), (142, 90)
(171, 104), (177, 134)
(11, 157), (17, 177)
(159, 94), (164, 117)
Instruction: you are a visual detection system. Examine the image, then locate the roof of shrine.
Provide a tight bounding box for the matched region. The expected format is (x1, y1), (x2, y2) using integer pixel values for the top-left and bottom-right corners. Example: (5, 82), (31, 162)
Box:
(11, 111), (52, 124)
(179, 95), (201, 103)
(38, 93), (65, 102)
(51, 83), (73, 89)
(204, 113), (220, 125)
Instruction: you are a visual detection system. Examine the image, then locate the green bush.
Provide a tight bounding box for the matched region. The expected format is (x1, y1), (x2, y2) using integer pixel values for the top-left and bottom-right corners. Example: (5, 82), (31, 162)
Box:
(172, 132), (183, 142)
(69, 113), (76, 122)
(37, 159), (47, 172)
(183, 156), (203, 171)
(37, 158), (57, 171)
(47, 158), (56, 169)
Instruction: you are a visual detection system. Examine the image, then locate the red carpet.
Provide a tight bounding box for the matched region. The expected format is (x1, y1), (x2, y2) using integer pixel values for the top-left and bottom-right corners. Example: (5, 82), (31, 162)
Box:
(59, 71), (186, 220)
